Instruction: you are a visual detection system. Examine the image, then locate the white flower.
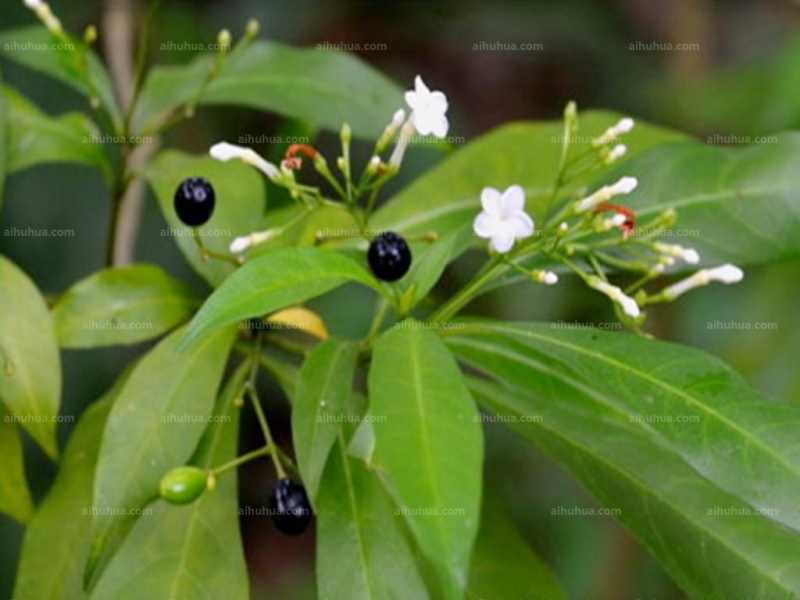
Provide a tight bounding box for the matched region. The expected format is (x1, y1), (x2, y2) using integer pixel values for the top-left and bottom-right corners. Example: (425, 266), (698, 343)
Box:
(405, 75), (449, 138)
(473, 185), (533, 253)
(532, 270), (558, 285)
(653, 242), (700, 264)
(210, 142), (280, 181)
(605, 144), (627, 164)
(587, 277), (640, 318)
(229, 230), (277, 254)
(662, 264), (744, 300)
(574, 176), (638, 213)
(594, 117), (635, 146)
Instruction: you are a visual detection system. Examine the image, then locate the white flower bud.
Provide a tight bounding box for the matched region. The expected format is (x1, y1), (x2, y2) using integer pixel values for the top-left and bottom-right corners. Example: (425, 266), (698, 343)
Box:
(210, 142), (280, 181)
(661, 264), (744, 300)
(587, 277), (640, 318)
(605, 144), (627, 164)
(574, 176), (638, 213)
(532, 270), (558, 285)
(594, 117), (635, 147)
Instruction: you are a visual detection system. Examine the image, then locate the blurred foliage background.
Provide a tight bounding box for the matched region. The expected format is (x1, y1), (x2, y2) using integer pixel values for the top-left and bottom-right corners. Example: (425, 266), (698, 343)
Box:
(1, 0), (799, 598)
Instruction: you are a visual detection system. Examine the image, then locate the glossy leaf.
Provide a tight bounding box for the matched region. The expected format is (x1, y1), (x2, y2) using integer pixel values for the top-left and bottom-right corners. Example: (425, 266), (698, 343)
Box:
(53, 264), (199, 348)
(86, 324), (236, 587)
(371, 111), (689, 238)
(3, 86), (109, 177)
(0, 255), (61, 459)
(14, 378), (125, 600)
(468, 501), (566, 600)
(91, 362), (249, 599)
(0, 402), (34, 523)
(292, 338), (360, 504)
(0, 65), (6, 207)
(0, 26), (121, 129)
(611, 134), (800, 267)
(132, 41), (402, 138)
(143, 150), (266, 286)
(448, 321), (800, 599)
(180, 247), (383, 350)
(368, 324), (483, 598)
(316, 438), (429, 600)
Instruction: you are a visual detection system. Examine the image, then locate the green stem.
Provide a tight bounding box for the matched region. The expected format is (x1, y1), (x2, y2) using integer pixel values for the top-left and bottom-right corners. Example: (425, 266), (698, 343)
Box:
(211, 446), (271, 476)
(247, 334), (287, 479)
(428, 256), (506, 324)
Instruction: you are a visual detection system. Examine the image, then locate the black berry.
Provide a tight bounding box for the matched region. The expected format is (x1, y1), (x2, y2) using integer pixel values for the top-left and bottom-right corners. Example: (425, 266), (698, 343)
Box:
(174, 177), (215, 226)
(367, 231), (412, 282)
(269, 478), (312, 535)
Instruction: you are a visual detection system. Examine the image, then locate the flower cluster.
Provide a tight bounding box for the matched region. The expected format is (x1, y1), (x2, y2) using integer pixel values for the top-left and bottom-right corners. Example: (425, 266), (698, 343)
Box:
(206, 70), (744, 328)
(469, 110), (744, 325)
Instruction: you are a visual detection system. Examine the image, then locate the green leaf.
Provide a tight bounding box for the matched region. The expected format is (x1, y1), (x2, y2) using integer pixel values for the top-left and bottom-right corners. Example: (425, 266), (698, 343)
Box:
(467, 500), (566, 600)
(90, 362), (250, 600)
(3, 86), (109, 177)
(53, 264), (199, 349)
(0, 255), (61, 459)
(292, 337), (360, 504)
(368, 324), (483, 598)
(316, 438), (429, 600)
(0, 66), (6, 207)
(398, 224), (475, 312)
(371, 111), (688, 239)
(180, 247), (383, 350)
(85, 324), (236, 588)
(14, 371), (129, 600)
(0, 26), (121, 130)
(448, 321), (800, 599)
(132, 41), (402, 138)
(0, 402), (34, 523)
(143, 150), (266, 286)
(612, 135), (800, 267)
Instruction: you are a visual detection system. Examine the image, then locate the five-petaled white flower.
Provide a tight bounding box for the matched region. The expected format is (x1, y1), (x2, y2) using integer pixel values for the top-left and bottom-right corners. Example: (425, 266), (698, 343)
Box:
(405, 75), (449, 138)
(473, 185), (534, 253)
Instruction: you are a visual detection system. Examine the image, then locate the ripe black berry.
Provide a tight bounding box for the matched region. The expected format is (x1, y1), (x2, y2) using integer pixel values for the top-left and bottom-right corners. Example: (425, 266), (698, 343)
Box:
(367, 231), (412, 282)
(269, 478), (312, 535)
(174, 177), (215, 226)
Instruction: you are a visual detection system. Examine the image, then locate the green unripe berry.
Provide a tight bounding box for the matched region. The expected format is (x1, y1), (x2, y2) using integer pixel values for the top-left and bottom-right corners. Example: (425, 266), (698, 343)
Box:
(159, 466), (209, 505)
